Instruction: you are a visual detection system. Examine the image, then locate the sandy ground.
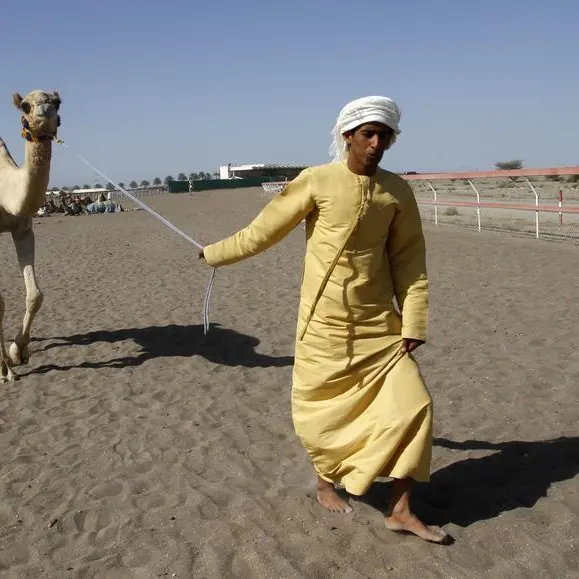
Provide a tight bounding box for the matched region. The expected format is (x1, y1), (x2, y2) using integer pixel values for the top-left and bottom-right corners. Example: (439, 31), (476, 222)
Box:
(0, 189), (577, 578)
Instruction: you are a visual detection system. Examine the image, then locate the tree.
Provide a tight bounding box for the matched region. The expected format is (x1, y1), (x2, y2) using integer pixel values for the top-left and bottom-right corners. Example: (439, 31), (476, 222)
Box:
(72, 185), (80, 190)
(177, 172), (187, 181)
(189, 172), (198, 181)
(83, 184), (90, 189)
(95, 183), (103, 189)
(129, 181), (138, 189)
(213, 172), (220, 180)
(495, 160), (523, 170)
(106, 182), (115, 191)
(118, 182), (125, 189)
(153, 177), (162, 186)
(164, 175), (174, 187)
(198, 171), (206, 180)
(140, 180), (150, 188)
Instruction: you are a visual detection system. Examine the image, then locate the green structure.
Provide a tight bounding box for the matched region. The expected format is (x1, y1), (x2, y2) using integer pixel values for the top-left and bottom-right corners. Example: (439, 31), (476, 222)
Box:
(168, 163), (309, 193)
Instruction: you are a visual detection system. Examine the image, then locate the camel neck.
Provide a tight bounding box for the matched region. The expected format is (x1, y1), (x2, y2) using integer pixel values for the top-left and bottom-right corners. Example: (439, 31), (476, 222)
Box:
(9, 139), (53, 216)
(24, 139), (52, 179)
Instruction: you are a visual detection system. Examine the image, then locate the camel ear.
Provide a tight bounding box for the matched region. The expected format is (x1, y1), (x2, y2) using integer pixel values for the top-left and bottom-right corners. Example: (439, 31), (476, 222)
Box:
(12, 93), (23, 110)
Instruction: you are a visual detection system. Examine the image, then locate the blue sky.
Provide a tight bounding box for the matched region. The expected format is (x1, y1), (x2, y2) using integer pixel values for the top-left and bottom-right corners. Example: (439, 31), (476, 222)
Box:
(2, 0), (578, 188)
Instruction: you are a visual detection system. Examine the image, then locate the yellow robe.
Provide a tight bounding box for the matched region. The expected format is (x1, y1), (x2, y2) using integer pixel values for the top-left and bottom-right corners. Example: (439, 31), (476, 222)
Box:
(203, 160), (433, 495)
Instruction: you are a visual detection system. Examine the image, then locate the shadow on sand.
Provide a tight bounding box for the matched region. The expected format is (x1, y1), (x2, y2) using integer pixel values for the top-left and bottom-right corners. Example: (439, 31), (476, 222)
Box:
(24, 323), (293, 376)
(359, 436), (579, 529)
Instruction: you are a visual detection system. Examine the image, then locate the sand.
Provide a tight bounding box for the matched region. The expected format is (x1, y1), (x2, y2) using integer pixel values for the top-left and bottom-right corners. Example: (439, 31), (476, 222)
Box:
(0, 189), (577, 578)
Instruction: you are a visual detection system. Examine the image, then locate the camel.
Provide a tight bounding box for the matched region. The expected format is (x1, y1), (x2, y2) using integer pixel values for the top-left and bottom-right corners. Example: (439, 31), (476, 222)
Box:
(0, 89), (61, 382)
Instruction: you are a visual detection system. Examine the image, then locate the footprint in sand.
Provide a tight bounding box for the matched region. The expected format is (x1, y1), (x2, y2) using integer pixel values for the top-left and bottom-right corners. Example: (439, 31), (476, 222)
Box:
(73, 508), (112, 534)
(73, 510), (86, 532)
(89, 480), (124, 500)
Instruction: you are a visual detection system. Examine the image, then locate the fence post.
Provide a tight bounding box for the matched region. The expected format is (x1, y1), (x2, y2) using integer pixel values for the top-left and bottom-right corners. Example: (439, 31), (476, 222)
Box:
(559, 189), (563, 226)
(524, 177), (540, 239)
(467, 179), (481, 232)
(426, 181), (438, 226)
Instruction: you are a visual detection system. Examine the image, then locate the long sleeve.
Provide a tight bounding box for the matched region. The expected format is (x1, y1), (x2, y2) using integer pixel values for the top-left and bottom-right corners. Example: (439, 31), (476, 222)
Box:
(203, 168), (315, 267)
(386, 180), (428, 341)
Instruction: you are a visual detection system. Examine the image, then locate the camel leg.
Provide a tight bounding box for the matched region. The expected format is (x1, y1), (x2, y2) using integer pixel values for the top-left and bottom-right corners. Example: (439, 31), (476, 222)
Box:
(9, 227), (44, 366)
(0, 293), (17, 382)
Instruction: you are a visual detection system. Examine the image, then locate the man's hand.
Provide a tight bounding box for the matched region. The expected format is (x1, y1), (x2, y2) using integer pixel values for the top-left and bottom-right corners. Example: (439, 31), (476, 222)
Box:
(401, 338), (424, 354)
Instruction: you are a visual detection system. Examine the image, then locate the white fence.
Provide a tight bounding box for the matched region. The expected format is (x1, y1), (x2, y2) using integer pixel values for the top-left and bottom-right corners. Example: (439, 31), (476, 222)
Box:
(109, 187), (167, 201)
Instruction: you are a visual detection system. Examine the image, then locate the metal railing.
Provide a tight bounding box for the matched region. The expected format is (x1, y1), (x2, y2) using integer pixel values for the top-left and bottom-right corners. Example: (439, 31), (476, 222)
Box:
(109, 187), (167, 202)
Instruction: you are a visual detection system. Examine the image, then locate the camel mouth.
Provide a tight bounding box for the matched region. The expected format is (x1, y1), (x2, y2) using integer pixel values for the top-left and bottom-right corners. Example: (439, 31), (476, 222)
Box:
(32, 119), (58, 134)
(21, 126), (57, 142)
(21, 116), (59, 142)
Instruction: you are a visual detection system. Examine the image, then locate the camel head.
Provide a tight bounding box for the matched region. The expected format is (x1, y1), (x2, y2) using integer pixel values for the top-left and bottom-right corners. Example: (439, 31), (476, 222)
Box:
(12, 90), (61, 141)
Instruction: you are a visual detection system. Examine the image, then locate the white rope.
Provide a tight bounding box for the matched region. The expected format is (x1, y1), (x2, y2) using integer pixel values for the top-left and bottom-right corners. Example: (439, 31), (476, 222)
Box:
(56, 140), (216, 335)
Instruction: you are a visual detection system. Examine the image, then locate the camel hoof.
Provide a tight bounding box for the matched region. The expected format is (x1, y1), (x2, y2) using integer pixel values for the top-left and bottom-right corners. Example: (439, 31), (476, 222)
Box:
(1, 362), (18, 383)
(0, 374), (18, 384)
(8, 343), (29, 366)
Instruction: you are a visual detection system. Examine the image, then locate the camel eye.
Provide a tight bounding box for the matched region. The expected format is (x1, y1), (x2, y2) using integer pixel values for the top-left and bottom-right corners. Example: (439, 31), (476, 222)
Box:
(21, 102), (31, 114)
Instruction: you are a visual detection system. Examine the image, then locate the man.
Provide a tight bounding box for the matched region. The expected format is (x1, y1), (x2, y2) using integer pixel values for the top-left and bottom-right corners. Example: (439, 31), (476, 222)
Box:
(199, 96), (448, 544)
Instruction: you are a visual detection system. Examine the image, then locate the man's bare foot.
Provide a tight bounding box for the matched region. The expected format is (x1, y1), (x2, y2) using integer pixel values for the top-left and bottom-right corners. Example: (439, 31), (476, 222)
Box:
(385, 512), (450, 544)
(316, 477), (353, 514)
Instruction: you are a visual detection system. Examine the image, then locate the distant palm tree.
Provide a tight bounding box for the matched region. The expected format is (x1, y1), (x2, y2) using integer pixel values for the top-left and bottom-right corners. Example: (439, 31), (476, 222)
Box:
(177, 172), (187, 181)
(164, 175), (174, 187)
(153, 177), (162, 186)
(95, 183), (103, 189)
(129, 181), (138, 189)
(83, 184), (90, 189)
(140, 180), (150, 188)
(118, 182), (125, 189)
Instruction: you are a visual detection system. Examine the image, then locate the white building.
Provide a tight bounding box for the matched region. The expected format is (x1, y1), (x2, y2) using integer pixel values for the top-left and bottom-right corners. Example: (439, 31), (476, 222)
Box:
(218, 163), (307, 180)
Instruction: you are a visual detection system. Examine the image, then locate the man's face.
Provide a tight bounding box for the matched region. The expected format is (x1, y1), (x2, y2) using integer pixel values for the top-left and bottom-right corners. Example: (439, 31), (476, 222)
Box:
(345, 122), (394, 171)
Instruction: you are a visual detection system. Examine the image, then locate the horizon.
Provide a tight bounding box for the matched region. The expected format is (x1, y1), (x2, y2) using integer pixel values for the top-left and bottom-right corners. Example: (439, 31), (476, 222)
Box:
(46, 160), (579, 194)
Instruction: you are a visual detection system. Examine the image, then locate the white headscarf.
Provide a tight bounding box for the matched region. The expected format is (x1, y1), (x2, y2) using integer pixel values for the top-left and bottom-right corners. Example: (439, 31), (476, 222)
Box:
(329, 95), (402, 162)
